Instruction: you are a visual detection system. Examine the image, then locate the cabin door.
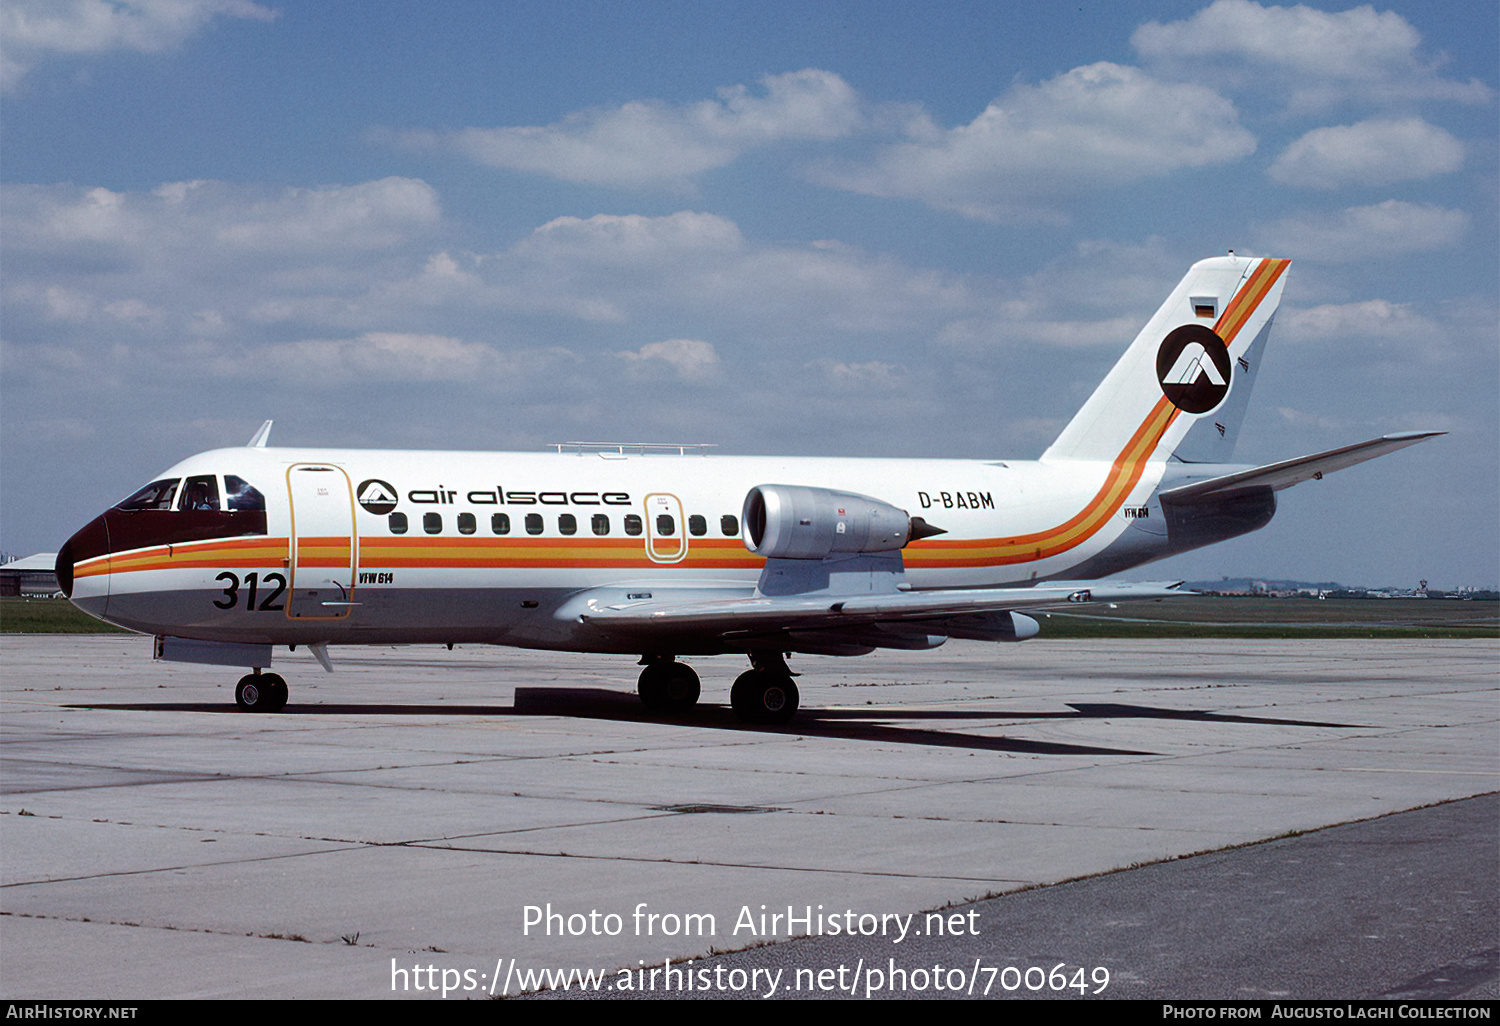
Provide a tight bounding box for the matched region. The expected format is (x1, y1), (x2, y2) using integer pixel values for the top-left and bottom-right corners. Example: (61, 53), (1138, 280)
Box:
(286, 463), (357, 619)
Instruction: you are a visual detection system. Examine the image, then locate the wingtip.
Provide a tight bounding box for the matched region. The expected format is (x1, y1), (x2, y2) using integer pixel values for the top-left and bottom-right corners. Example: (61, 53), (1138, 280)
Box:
(1382, 430), (1446, 441)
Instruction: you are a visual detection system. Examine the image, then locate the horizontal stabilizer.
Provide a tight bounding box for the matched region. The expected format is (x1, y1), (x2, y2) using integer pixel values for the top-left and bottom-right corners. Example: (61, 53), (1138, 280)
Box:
(1159, 432), (1443, 503)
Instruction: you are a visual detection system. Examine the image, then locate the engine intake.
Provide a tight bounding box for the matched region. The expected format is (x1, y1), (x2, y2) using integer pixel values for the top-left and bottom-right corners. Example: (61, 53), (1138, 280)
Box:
(742, 485), (913, 560)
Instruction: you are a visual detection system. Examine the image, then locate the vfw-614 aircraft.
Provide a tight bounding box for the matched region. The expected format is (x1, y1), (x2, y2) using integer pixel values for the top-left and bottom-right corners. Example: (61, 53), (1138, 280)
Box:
(57, 256), (1437, 722)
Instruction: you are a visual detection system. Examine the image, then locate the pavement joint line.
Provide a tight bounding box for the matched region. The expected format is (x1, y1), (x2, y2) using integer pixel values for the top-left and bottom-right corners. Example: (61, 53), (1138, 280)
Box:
(1, 844), (367, 888)
(398, 841), (1031, 883)
(0, 910), (380, 948)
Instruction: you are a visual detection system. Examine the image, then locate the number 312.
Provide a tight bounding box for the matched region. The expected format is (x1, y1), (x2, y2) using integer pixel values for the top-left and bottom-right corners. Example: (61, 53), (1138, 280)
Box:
(213, 571), (286, 611)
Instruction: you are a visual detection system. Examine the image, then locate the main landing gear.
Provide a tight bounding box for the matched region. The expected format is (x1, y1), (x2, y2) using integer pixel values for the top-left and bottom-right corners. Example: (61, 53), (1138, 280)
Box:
(731, 652), (799, 725)
(636, 656), (701, 713)
(235, 671), (288, 712)
(636, 652), (799, 724)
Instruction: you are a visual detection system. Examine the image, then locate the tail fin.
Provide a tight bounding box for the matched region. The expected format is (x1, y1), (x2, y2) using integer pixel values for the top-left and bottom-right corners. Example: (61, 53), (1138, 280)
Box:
(1042, 255), (1290, 464)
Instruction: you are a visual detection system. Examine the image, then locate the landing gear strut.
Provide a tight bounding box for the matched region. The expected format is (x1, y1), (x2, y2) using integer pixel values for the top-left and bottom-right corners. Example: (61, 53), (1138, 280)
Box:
(235, 671), (288, 712)
(731, 652), (798, 724)
(636, 657), (701, 713)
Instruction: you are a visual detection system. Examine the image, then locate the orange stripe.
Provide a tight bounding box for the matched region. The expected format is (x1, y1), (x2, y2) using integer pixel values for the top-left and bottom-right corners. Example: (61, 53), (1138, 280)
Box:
(74, 537), (287, 579)
(907, 398), (1178, 567)
(1216, 258), (1288, 345)
(908, 259), (1286, 568)
(84, 267), (1289, 583)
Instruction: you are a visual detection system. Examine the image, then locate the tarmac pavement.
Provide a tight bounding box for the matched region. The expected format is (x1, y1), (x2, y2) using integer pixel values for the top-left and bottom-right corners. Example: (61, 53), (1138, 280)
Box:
(1, 634), (1495, 999)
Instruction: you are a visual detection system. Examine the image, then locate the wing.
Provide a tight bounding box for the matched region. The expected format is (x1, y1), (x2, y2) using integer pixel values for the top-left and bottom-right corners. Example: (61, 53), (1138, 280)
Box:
(562, 579), (1185, 653)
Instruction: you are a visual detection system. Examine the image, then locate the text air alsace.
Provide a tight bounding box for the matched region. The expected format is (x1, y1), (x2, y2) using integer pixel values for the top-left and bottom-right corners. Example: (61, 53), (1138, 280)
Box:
(407, 486), (632, 507)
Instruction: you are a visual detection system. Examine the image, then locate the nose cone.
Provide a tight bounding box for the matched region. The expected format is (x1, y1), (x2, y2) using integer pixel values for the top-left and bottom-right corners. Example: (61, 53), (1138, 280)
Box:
(56, 514), (110, 600)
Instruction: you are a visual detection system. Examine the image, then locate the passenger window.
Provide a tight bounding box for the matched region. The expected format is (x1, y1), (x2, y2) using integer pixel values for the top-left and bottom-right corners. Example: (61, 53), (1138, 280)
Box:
(558, 513), (577, 536)
(720, 514), (739, 536)
(623, 514), (642, 536)
(688, 514), (706, 536)
(224, 475), (265, 512)
(424, 512), (442, 534)
(492, 513), (510, 535)
(525, 513), (543, 535)
(389, 512), (408, 535)
(457, 512), (476, 535)
(656, 514), (676, 537)
(591, 514), (610, 536)
(179, 475), (220, 511)
(117, 478), (180, 511)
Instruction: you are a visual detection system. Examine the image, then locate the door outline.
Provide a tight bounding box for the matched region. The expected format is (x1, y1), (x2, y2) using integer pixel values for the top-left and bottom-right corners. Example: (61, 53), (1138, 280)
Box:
(643, 493), (687, 564)
(286, 464), (357, 619)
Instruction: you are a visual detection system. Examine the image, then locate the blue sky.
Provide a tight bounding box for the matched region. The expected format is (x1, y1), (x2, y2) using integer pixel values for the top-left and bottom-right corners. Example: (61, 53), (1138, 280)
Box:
(3, 0), (1495, 588)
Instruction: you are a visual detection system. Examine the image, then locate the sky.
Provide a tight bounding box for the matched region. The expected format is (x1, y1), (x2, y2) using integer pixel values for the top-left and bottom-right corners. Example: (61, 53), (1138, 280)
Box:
(2, 0), (1495, 588)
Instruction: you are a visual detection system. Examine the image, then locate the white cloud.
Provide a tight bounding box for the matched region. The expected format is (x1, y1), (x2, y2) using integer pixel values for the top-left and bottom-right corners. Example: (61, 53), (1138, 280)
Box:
(617, 339), (722, 382)
(816, 63), (1254, 222)
(1132, 0), (1491, 111)
(1, 188), (990, 398)
(937, 239), (1185, 349)
(5, 178), (441, 266)
(400, 69), (862, 188)
(1284, 299), (1436, 343)
(495, 211), (972, 336)
(197, 332), (588, 387)
(1268, 118), (1464, 188)
(805, 359), (906, 390)
(1, 0), (276, 92)
(1275, 406), (1345, 432)
(255, 333), (499, 381)
(1280, 297), (1482, 370)
(521, 211), (745, 264)
(1255, 200), (1467, 262)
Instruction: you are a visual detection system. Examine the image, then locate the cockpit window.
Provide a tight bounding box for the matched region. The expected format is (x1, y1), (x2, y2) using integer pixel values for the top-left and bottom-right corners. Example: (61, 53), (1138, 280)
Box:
(179, 475), (221, 511)
(224, 475), (265, 512)
(117, 478), (180, 511)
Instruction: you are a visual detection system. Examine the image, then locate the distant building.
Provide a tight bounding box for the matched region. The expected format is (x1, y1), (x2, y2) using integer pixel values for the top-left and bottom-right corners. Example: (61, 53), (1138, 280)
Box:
(0, 554), (60, 597)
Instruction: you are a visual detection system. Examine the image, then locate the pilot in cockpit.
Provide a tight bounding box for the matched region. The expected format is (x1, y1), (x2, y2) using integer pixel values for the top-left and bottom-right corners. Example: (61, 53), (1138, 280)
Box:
(180, 475), (220, 511)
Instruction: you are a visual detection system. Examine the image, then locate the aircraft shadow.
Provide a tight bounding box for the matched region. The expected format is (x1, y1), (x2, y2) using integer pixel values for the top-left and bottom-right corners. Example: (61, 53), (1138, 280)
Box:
(67, 688), (1361, 757)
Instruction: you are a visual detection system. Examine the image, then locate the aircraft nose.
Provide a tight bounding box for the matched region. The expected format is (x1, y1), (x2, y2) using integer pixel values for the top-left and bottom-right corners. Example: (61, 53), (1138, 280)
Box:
(54, 541), (73, 598)
(56, 514), (110, 600)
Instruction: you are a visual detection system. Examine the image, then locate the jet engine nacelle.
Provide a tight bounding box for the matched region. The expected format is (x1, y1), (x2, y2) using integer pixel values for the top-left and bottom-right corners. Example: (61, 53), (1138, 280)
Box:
(742, 484), (911, 560)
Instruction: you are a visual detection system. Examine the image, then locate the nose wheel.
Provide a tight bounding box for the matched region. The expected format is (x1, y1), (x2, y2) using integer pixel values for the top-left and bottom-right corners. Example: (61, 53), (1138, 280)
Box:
(235, 672), (288, 712)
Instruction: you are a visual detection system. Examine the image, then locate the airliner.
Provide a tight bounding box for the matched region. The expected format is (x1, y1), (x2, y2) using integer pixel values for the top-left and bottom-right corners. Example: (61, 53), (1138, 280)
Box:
(55, 255), (1437, 722)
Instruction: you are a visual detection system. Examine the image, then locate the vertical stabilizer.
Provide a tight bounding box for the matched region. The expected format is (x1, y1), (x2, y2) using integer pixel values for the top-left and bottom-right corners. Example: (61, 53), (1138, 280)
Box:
(1042, 256), (1290, 464)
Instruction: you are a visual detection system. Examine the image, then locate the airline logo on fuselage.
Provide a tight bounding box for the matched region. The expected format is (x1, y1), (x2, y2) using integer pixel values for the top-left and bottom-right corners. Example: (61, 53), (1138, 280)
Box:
(356, 479), (399, 515)
(357, 480), (634, 513)
(1156, 324), (1232, 414)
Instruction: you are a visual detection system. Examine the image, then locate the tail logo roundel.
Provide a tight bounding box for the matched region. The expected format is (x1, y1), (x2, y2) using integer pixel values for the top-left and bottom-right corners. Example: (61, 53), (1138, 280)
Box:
(1156, 324), (1231, 414)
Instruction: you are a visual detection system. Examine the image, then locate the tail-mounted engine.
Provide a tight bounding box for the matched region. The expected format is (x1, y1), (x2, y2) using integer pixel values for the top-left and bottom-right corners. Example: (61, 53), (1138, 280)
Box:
(742, 484), (941, 560)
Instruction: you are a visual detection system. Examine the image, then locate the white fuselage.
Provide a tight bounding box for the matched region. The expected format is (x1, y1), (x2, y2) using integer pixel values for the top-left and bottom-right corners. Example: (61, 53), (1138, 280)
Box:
(65, 444), (1174, 652)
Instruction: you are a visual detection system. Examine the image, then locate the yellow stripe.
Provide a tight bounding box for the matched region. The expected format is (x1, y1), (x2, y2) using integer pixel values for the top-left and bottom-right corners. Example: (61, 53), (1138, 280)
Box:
(86, 264), (1290, 582)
